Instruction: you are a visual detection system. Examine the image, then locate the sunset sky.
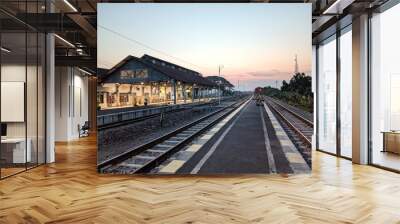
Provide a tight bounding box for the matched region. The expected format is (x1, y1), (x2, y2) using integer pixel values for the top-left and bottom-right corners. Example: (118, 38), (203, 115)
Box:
(97, 3), (311, 91)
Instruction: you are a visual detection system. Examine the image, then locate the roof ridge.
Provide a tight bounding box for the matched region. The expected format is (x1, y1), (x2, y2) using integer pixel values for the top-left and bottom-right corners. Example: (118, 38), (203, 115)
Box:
(141, 54), (200, 75)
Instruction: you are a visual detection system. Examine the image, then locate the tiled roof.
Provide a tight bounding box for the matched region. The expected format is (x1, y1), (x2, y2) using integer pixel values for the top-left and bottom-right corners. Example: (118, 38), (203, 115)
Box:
(97, 68), (109, 81)
(140, 56), (216, 87)
(99, 54), (217, 87)
(206, 76), (234, 88)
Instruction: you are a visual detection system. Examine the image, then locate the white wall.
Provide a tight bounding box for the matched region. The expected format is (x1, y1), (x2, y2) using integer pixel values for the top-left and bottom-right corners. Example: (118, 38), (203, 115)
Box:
(1, 63), (46, 164)
(72, 73), (89, 138)
(55, 67), (89, 141)
(1, 65), (26, 140)
(1, 65), (40, 137)
(55, 67), (69, 141)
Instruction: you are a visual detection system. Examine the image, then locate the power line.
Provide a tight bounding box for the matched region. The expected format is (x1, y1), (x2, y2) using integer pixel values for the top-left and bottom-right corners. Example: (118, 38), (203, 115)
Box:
(98, 24), (207, 71)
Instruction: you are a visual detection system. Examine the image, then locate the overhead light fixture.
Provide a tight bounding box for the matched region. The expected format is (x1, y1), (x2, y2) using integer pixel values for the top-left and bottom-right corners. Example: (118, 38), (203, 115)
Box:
(1, 47), (11, 53)
(323, 0), (354, 15)
(54, 34), (75, 48)
(323, 1), (341, 14)
(63, 0), (78, 12)
(78, 67), (93, 76)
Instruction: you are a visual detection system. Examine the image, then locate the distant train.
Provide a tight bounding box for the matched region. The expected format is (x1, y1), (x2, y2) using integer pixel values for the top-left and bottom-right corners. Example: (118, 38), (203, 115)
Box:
(253, 87), (264, 106)
(254, 87), (263, 94)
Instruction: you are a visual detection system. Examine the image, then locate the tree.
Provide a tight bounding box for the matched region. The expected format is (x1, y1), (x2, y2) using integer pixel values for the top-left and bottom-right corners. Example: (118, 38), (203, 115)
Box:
(260, 73), (313, 112)
(281, 80), (289, 92)
(280, 73), (311, 97)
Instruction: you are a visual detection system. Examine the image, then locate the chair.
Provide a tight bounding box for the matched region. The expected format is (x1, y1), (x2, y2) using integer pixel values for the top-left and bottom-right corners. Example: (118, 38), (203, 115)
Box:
(79, 121), (90, 138)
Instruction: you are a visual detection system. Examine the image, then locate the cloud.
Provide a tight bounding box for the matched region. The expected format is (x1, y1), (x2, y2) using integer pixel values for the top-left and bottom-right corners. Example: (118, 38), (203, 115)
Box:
(215, 69), (312, 91)
(246, 69), (292, 80)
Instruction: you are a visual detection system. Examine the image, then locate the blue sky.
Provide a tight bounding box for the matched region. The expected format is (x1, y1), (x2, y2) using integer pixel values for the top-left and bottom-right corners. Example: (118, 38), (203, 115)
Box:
(98, 3), (311, 91)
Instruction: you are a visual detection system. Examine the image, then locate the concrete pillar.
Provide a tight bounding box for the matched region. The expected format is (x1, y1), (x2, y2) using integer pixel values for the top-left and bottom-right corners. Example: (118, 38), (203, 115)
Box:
(183, 84), (187, 103)
(104, 92), (109, 107)
(149, 83), (153, 104)
(173, 80), (177, 104)
(129, 84), (134, 106)
(141, 84), (145, 105)
(115, 84), (120, 106)
(192, 85), (195, 102)
(352, 14), (369, 164)
(164, 84), (167, 103)
(46, 31), (55, 163)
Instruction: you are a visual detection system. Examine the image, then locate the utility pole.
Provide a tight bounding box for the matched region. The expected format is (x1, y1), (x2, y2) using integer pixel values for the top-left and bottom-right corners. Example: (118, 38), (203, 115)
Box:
(294, 54), (299, 74)
(218, 65), (223, 105)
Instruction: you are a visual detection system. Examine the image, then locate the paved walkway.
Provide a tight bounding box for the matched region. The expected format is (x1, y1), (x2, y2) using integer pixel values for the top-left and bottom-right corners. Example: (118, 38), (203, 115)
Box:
(156, 99), (310, 174)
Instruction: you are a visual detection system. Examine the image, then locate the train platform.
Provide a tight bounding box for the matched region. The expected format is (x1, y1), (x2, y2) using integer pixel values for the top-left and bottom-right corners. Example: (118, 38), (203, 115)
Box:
(154, 99), (310, 174)
(97, 97), (225, 116)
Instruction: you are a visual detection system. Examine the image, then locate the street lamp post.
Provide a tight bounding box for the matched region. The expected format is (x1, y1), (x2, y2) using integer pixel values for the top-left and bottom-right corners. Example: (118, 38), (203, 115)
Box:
(237, 79), (240, 97)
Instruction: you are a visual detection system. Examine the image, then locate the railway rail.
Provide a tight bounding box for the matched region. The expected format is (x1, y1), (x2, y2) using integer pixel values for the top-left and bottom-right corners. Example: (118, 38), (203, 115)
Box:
(264, 96), (313, 165)
(98, 99), (248, 174)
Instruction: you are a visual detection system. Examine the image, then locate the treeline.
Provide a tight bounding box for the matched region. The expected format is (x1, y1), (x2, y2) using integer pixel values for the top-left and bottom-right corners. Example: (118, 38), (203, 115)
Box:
(261, 73), (313, 112)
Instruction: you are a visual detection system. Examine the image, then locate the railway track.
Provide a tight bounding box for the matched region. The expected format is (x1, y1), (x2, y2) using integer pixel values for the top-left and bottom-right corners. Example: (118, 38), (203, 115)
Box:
(98, 99), (248, 174)
(98, 108), (186, 130)
(264, 96), (313, 165)
(98, 102), (217, 131)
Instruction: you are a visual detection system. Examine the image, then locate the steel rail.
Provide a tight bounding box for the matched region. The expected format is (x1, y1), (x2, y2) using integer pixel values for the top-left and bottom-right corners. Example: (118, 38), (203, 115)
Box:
(98, 99), (247, 172)
(265, 99), (312, 146)
(265, 96), (313, 127)
(133, 101), (246, 173)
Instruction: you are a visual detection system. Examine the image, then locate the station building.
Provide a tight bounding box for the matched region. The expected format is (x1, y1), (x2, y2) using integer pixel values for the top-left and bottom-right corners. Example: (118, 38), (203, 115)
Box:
(205, 76), (235, 96)
(97, 54), (220, 109)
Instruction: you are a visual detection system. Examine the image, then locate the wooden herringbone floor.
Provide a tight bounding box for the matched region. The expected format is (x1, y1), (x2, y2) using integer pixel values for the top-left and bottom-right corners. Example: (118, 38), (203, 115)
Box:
(1, 135), (400, 224)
